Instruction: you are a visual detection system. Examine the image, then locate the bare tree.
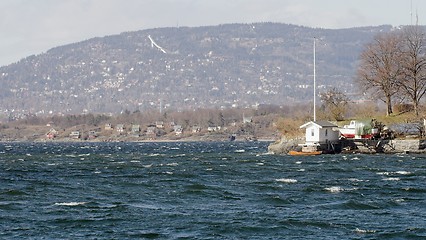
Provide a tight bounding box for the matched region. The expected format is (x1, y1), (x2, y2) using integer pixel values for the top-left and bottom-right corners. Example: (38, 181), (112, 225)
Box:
(399, 25), (426, 116)
(357, 31), (404, 116)
(319, 87), (349, 121)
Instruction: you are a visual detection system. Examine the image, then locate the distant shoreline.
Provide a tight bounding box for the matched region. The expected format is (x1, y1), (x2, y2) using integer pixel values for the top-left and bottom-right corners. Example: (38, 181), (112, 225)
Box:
(0, 137), (276, 144)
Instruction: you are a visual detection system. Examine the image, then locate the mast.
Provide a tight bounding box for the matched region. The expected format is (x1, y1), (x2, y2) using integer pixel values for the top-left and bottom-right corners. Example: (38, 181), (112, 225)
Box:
(313, 38), (316, 122)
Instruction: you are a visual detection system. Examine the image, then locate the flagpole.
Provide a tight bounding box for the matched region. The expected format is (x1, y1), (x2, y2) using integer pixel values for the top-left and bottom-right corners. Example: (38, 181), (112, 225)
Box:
(313, 38), (316, 122)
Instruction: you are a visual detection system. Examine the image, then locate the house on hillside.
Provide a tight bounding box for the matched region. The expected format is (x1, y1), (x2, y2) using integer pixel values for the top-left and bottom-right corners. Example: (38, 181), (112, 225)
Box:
(208, 126), (221, 132)
(88, 130), (98, 139)
(131, 124), (141, 137)
(146, 126), (157, 139)
(116, 124), (125, 134)
(174, 125), (183, 135)
(46, 128), (58, 139)
(243, 116), (253, 124)
(155, 121), (164, 129)
(104, 123), (113, 130)
(192, 126), (202, 133)
(69, 131), (81, 139)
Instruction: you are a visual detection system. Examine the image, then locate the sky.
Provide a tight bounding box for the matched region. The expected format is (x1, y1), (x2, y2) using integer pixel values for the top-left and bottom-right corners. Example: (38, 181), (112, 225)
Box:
(0, 0), (424, 67)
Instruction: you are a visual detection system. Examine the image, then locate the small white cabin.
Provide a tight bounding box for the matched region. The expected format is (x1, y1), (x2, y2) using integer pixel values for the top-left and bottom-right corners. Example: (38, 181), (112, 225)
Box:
(299, 121), (339, 145)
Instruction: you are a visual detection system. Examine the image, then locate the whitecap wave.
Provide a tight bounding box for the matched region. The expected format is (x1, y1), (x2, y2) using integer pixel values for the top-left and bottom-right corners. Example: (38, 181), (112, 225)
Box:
(325, 186), (358, 192)
(378, 171), (411, 176)
(128, 203), (160, 210)
(383, 177), (400, 181)
(354, 227), (376, 233)
(173, 154), (186, 157)
(348, 178), (367, 182)
(54, 202), (87, 206)
(324, 186), (344, 193)
(276, 178), (298, 183)
(148, 153), (161, 157)
(395, 171), (411, 175)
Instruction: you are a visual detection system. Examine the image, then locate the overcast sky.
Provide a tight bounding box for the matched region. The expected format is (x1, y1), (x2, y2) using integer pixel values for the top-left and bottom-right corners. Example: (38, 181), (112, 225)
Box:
(0, 0), (424, 66)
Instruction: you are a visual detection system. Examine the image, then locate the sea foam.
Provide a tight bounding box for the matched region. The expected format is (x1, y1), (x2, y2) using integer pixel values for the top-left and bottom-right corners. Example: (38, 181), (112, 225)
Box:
(383, 177), (400, 181)
(324, 186), (344, 193)
(54, 202), (87, 206)
(276, 178), (298, 183)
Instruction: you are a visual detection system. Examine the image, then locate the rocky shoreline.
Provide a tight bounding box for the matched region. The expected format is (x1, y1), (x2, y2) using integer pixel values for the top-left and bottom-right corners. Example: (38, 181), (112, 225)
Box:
(267, 137), (426, 154)
(267, 137), (304, 154)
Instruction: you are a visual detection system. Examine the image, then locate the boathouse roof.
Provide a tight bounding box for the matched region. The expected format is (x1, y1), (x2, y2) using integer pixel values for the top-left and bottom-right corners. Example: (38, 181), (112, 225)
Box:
(299, 121), (337, 129)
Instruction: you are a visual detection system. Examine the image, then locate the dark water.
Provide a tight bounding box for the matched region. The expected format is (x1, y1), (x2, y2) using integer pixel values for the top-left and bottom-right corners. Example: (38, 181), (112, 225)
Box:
(0, 142), (425, 239)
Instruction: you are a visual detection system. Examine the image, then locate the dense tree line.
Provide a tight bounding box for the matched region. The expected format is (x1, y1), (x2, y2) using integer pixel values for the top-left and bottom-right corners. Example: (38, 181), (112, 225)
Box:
(357, 25), (426, 116)
(13, 105), (302, 132)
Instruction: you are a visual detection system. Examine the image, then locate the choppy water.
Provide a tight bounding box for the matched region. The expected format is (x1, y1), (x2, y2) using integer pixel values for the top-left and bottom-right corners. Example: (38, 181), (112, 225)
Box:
(0, 141), (425, 239)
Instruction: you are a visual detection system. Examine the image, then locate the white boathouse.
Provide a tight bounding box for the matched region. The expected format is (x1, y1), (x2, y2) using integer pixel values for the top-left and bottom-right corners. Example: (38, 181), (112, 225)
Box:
(299, 121), (339, 145)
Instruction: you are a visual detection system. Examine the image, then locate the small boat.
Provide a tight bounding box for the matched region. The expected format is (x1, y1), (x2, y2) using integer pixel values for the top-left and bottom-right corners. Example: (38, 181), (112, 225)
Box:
(288, 150), (322, 156)
(338, 120), (379, 139)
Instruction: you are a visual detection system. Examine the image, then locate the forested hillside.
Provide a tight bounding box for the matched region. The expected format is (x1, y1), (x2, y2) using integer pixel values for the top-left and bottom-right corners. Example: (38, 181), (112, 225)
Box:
(0, 23), (393, 119)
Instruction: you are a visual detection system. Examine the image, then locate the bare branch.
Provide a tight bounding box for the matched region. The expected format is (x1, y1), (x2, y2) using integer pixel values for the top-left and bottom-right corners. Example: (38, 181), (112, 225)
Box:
(356, 31), (404, 116)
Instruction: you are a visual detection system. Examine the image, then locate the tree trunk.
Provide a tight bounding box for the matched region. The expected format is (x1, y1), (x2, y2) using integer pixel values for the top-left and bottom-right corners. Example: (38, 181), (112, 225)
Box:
(414, 101), (419, 116)
(386, 95), (393, 116)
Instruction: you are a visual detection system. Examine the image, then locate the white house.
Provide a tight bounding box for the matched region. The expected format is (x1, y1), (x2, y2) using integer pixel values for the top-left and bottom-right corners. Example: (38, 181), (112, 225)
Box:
(299, 121), (339, 145)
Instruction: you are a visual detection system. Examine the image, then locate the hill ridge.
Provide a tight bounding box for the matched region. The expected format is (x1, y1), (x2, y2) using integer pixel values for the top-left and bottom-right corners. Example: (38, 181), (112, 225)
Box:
(0, 23), (393, 119)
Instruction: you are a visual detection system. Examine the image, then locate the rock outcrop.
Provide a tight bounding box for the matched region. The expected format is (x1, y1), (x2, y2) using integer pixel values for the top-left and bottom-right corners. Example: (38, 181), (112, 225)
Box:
(268, 136), (426, 155)
(267, 137), (303, 154)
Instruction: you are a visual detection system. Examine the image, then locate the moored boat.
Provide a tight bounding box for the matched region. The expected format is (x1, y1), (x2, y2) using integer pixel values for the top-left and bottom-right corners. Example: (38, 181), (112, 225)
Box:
(288, 150), (322, 156)
(338, 120), (379, 139)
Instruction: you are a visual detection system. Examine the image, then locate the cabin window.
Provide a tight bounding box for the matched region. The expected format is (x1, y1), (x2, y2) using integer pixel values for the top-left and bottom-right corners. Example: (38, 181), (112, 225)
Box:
(325, 129), (328, 137)
(311, 129), (315, 137)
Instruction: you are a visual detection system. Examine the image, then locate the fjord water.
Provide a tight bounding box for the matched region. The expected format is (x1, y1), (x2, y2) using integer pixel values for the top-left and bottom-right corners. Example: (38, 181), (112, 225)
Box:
(1, 142), (425, 239)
